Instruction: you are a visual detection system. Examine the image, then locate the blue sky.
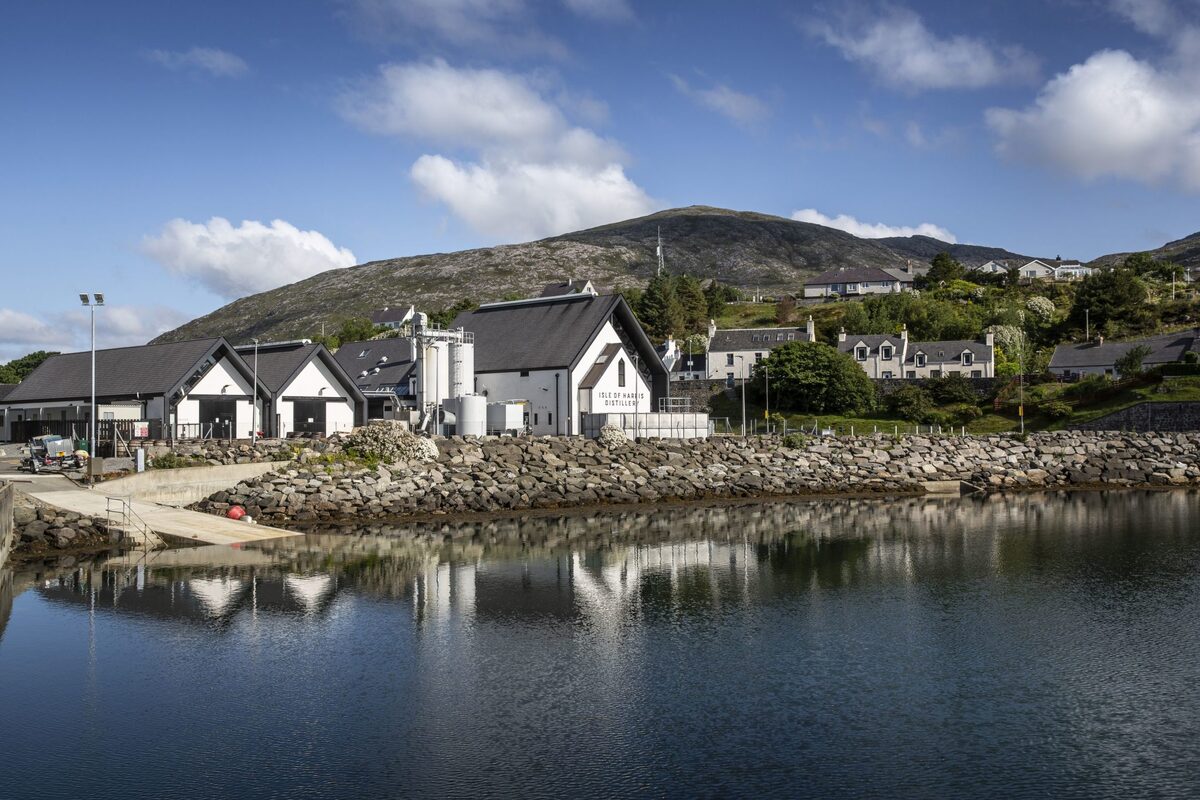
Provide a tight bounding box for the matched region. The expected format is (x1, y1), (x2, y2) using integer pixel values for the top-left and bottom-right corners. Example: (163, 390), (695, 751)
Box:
(2, 0), (1199, 359)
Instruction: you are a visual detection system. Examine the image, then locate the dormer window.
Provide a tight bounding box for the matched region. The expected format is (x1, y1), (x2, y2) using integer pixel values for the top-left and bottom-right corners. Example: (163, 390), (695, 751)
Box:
(777, 333), (783, 341)
(915, 353), (927, 368)
(962, 352), (974, 366)
(881, 345), (893, 361)
(787, 333), (794, 340)
(855, 346), (868, 361)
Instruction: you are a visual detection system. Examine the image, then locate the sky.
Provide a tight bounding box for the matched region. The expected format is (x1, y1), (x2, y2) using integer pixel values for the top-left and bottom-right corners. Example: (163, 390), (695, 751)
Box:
(2, 0), (1200, 360)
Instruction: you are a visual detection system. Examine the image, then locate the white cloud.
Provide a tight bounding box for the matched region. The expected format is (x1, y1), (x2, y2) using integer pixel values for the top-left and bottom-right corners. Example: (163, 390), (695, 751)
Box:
(345, 0), (566, 58)
(340, 60), (655, 241)
(145, 47), (248, 77)
(0, 309), (72, 360)
(986, 47), (1200, 190)
(0, 305), (193, 361)
(791, 209), (958, 242)
(810, 7), (1038, 91)
(141, 218), (358, 299)
(563, 0), (633, 22)
(669, 74), (769, 128)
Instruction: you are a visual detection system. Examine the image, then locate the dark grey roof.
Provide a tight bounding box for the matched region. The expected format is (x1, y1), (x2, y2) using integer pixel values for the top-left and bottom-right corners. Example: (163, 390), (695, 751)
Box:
(709, 327), (812, 353)
(453, 294), (661, 374)
(333, 338), (416, 395)
(837, 334), (905, 356)
(3, 338), (238, 403)
(0, 384), (16, 401)
(370, 306), (411, 325)
(806, 266), (902, 285)
(579, 343), (623, 390)
(1049, 331), (1197, 370)
(905, 340), (994, 364)
(672, 353), (707, 373)
(233, 342), (364, 404)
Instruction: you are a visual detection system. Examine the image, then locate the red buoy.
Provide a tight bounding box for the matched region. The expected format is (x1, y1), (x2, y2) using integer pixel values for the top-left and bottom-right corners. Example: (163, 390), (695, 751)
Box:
(226, 505), (246, 520)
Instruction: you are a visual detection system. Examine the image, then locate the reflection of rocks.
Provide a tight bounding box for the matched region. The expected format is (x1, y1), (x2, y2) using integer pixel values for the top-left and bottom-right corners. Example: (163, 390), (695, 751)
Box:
(193, 432), (1200, 525)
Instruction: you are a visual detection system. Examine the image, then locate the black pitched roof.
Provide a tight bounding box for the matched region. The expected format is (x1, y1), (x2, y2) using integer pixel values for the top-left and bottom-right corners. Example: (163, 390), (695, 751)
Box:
(578, 343), (623, 390)
(369, 306), (412, 325)
(333, 338), (416, 395)
(837, 334), (905, 356)
(710, 327), (811, 353)
(807, 266), (902, 285)
(672, 352), (707, 373)
(905, 340), (993, 364)
(3, 338), (241, 403)
(233, 342), (365, 404)
(0, 384), (16, 402)
(1049, 331), (1197, 370)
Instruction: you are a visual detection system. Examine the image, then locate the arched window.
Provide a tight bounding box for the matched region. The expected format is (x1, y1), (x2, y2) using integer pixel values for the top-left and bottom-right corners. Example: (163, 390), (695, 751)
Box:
(618, 359), (626, 387)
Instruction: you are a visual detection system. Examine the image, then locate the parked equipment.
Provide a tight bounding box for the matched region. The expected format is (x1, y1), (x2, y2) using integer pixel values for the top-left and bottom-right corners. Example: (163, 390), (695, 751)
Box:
(20, 435), (87, 473)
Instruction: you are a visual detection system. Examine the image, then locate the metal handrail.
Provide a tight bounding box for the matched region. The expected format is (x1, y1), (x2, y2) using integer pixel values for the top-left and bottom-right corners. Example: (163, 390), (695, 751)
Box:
(105, 496), (156, 546)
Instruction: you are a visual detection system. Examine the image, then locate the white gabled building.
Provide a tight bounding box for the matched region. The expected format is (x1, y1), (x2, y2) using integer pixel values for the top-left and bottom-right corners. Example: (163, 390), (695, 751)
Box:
(972, 260), (1012, 275)
(451, 293), (667, 436)
(234, 341), (365, 437)
(706, 317), (817, 385)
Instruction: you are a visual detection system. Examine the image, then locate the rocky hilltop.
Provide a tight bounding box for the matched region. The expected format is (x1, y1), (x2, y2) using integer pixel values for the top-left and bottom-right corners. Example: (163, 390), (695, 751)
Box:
(153, 206), (1028, 345)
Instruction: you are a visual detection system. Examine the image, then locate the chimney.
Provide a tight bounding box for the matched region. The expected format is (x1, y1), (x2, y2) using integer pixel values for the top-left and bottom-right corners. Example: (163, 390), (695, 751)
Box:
(806, 315), (815, 340)
(900, 324), (908, 345)
(708, 319), (716, 342)
(838, 326), (846, 343)
(984, 331), (994, 347)
(906, 259), (914, 275)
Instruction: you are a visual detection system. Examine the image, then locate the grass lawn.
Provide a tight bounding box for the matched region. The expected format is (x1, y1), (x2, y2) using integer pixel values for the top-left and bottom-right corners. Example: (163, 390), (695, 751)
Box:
(1046, 376), (1200, 429)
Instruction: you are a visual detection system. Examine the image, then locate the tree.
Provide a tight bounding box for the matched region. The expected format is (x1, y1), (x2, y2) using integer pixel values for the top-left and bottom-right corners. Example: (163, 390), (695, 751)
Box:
(775, 295), (796, 325)
(638, 273), (684, 339)
(886, 384), (935, 422)
(917, 252), (965, 288)
(704, 280), (740, 318)
(1069, 268), (1151, 333)
(1115, 344), (1152, 377)
(674, 274), (709, 334)
(757, 342), (875, 414)
(428, 299), (478, 328)
(0, 350), (58, 383)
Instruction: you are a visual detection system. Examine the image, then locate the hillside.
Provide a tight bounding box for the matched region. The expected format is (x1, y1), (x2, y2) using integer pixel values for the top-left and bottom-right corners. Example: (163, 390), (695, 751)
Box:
(1089, 231), (1200, 271)
(155, 206), (1035, 345)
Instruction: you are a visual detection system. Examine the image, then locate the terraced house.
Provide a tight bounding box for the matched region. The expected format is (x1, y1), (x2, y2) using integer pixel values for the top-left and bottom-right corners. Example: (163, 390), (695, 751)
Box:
(706, 317), (816, 385)
(838, 328), (995, 379)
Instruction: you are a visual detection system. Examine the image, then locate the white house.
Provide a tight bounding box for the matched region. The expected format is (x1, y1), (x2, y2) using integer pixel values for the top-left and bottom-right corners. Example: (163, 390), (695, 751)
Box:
(234, 341), (365, 437)
(1018, 260), (1057, 281)
(369, 305), (415, 330)
(803, 266), (909, 298)
(706, 317), (817, 384)
(972, 260), (1012, 276)
(838, 328), (996, 379)
(1051, 261), (1095, 281)
(452, 293), (667, 436)
(0, 338), (271, 442)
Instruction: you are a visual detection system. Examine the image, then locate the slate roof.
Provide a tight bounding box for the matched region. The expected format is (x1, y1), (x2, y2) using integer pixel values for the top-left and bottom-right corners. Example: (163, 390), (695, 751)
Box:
(578, 343), (623, 390)
(905, 340), (994, 364)
(709, 327), (812, 352)
(452, 294), (661, 374)
(837, 334), (905, 357)
(233, 342), (363, 404)
(0, 384), (16, 402)
(3, 338), (231, 403)
(806, 266), (902, 286)
(333, 338), (416, 395)
(1049, 331), (1197, 370)
(369, 306), (412, 325)
(672, 352), (707, 374)
(538, 279), (596, 298)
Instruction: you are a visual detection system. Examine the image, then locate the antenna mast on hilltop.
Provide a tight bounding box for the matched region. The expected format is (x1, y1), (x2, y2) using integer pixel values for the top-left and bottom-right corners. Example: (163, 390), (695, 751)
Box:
(656, 226), (666, 276)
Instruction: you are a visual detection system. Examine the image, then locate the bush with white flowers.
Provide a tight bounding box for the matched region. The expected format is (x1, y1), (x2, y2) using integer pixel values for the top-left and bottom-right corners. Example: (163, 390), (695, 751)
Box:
(1026, 296), (1055, 323)
(345, 421), (438, 464)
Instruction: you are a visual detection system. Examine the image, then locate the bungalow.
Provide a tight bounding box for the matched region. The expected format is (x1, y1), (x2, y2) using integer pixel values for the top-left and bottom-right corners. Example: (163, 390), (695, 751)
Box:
(539, 279), (598, 298)
(451, 292), (667, 436)
(0, 338), (270, 442)
(1018, 260), (1057, 281)
(369, 305), (415, 330)
(972, 260), (1012, 275)
(233, 341), (365, 437)
(803, 266), (908, 299)
(1049, 260), (1094, 281)
(707, 317), (817, 384)
(1048, 331), (1197, 379)
(838, 328), (995, 379)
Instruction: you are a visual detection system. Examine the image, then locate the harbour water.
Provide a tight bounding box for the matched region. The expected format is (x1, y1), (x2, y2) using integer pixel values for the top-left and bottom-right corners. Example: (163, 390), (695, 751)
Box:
(2, 491), (1199, 799)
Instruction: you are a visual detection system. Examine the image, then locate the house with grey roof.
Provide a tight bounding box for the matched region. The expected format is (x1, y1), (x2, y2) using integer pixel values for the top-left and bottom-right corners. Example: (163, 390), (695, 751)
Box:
(451, 292), (666, 436)
(369, 306), (415, 329)
(538, 279), (598, 298)
(706, 317), (816, 385)
(0, 338), (270, 442)
(1048, 330), (1198, 379)
(838, 327), (995, 379)
(332, 338), (418, 422)
(803, 266), (910, 299)
(233, 341), (365, 437)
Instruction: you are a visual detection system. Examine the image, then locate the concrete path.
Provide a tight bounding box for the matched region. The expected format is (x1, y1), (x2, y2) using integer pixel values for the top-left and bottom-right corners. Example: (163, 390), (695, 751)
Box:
(24, 475), (298, 546)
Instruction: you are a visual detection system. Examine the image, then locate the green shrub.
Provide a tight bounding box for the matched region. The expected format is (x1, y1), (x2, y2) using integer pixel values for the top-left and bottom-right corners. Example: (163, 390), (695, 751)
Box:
(1041, 400), (1073, 419)
(1185, 351), (1199, 365)
(946, 403), (982, 424)
(1063, 374), (1109, 399)
(926, 374), (979, 404)
(782, 432), (807, 449)
(149, 452), (203, 470)
(886, 384), (935, 422)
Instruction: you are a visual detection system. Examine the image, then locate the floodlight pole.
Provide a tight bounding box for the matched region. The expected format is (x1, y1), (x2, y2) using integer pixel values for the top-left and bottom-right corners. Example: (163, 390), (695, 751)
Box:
(764, 363), (770, 430)
(251, 339), (259, 444)
(79, 292), (104, 479)
(735, 355), (747, 436)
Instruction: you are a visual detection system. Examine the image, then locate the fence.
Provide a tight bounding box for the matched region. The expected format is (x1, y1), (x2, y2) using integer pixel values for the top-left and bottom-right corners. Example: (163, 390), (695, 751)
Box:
(581, 412), (711, 440)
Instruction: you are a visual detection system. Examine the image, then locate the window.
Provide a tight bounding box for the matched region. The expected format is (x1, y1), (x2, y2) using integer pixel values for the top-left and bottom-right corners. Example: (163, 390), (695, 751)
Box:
(726, 353), (734, 366)
(915, 353), (927, 368)
(882, 371), (893, 379)
(962, 352), (974, 366)
(357, 349), (371, 358)
(855, 347), (868, 361)
(534, 413), (539, 425)
(755, 352), (762, 362)
(971, 370), (982, 378)
(881, 345), (893, 361)
(906, 371), (916, 378)
(618, 359), (626, 387)
(777, 333), (783, 341)
(726, 372), (734, 388)
(519, 370), (530, 378)
(787, 333), (795, 340)
(548, 413), (553, 426)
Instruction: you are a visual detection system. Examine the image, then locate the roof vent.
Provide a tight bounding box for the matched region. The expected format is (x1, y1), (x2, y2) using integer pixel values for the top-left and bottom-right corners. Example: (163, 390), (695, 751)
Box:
(379, 356), (389, 363)
(359, 371), (368, 377)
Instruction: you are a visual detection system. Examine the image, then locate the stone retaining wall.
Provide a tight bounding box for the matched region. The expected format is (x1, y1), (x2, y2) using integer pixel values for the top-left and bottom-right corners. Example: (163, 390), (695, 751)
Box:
(1067, 402), (1200, 433)
(193, 431), (1200, 525)
(10, 492), (116, 554)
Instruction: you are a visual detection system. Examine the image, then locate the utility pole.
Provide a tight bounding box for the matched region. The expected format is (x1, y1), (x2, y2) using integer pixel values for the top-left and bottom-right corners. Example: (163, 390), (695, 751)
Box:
(735, 355), (747, 436)
(1085, 308), (1090, 340)
(764, 363), (770, 431)
(656, 227), (665, 277)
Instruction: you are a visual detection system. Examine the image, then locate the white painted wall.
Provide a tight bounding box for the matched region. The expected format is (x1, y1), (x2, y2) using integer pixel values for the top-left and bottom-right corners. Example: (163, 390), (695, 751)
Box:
(276, 358), (356, 437)
(580, 350), (650, 415)
(176, 355), (255, 437)
(475, 369), (566, 434)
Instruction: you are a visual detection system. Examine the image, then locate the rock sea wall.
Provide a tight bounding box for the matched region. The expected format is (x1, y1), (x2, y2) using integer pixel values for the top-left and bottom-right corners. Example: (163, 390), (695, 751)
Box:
(194, 431), (1200, 524)
(1067, 402), (1200, 433)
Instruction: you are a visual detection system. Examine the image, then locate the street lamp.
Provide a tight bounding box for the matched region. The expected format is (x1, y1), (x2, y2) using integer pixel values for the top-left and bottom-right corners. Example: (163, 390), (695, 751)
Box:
(734, 355), (747, 436)
(764, 362), (770, 432)
(79, 293), (104, 465)
(250, 338), (259, 444)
